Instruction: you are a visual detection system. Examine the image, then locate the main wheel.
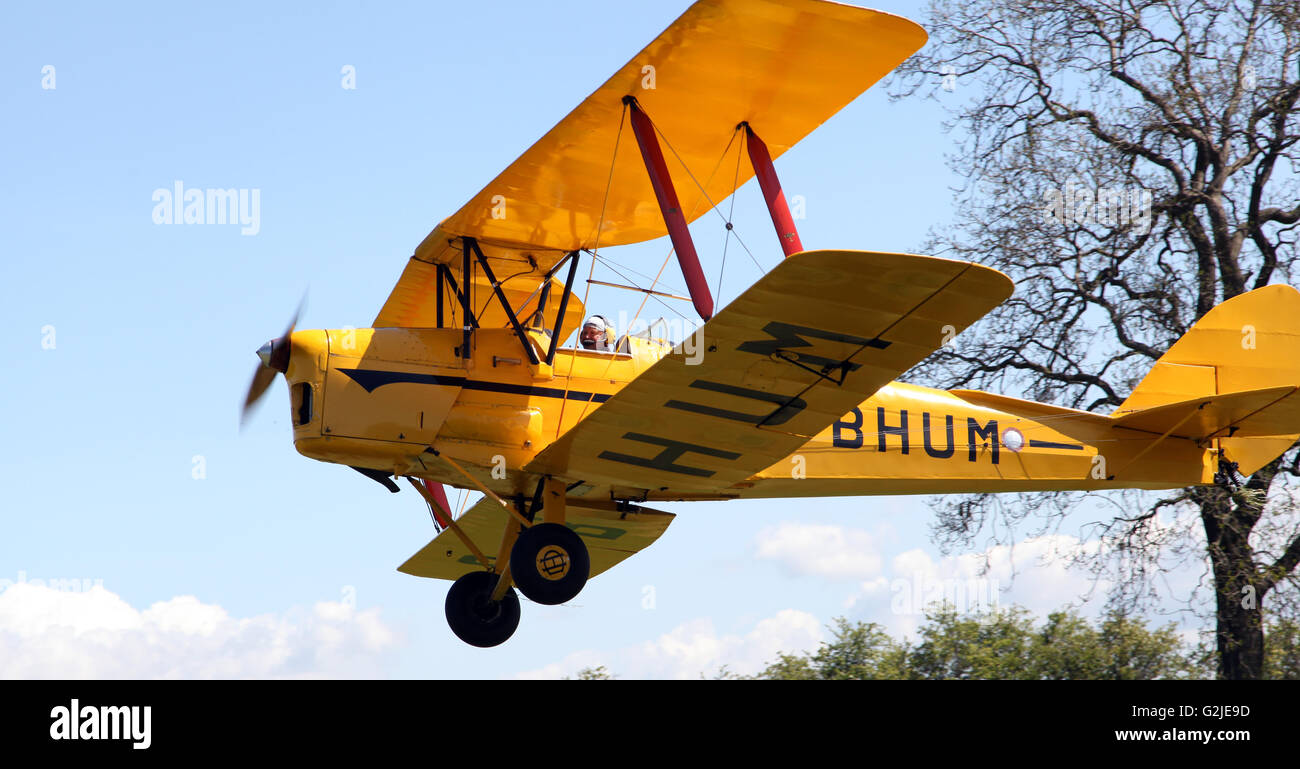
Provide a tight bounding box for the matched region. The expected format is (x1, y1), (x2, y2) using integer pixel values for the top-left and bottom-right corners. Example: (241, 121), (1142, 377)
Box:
(445, 571), (521, 647)
(509, 522), (590, 605)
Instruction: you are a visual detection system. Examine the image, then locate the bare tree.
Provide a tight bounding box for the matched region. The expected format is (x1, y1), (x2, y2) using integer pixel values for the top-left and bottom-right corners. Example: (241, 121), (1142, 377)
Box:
(891, 0), (1300, 678)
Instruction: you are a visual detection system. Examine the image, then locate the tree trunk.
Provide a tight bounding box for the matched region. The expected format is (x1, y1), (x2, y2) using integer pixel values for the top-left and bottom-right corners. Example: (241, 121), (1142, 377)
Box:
(1199, 488), (1266, 679)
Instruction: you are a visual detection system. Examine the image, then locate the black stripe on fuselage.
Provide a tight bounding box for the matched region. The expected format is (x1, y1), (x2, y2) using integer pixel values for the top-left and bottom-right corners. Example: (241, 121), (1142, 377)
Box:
(337, 368), (611, 403)
(1027, 439), (1085, 450)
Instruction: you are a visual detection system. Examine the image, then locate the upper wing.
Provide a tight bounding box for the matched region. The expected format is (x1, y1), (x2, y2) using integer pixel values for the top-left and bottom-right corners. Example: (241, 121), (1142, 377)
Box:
(418, 0), (925, 257)
(523, 250), (1014, 493)
(375, 0), (925, 328)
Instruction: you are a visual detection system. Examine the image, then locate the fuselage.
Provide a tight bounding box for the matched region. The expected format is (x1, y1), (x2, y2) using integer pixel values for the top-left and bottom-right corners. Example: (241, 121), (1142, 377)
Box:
(281, 327), (1214, 503)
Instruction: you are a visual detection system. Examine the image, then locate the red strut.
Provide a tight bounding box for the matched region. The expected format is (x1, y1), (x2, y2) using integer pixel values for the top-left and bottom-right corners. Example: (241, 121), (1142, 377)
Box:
(626, 98), (714, 321)
(422, 479), (451, 529)
(744, 124), (804, 258)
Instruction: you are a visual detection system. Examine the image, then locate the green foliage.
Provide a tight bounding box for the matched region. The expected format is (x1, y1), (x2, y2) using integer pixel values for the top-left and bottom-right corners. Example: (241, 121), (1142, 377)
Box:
(1264, 619), (1300, 680)
(907, 604), (1037, 679)
(747, 617), (907, 680)
(1095, 612), (1196, 680)
(565, 665), (614, 680)
(575, 606), (1299, 679)
(1188, 617), (1300, 680)
(752, 604), (1199, 680)
(1033, 610), (1195, 680)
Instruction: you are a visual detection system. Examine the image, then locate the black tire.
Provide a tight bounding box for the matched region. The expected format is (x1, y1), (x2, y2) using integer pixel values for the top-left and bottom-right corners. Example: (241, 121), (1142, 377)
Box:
(445, 571), (521, 647)
(509, 522), (590, 605)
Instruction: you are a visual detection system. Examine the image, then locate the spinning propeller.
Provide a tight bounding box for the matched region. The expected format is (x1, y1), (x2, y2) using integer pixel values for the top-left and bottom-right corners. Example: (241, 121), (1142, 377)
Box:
(240, 299), (303, 428)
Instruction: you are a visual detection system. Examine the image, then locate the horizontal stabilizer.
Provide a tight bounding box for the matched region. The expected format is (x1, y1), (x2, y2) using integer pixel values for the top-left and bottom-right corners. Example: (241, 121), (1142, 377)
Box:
(1112, 385), (1300, 441)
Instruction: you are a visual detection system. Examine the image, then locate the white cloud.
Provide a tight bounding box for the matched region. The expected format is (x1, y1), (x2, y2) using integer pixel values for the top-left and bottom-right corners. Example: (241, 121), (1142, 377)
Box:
(755, 522), (884, 580)
(751, 523), (1109, 635)
(515, 609), (824, 680)
(845, 534), (1110, 637)
(0, 584), (401, 679)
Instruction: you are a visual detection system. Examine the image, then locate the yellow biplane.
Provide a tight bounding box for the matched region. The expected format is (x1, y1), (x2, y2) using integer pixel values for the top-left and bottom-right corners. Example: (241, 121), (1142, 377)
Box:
(242, 0), (1300, 647)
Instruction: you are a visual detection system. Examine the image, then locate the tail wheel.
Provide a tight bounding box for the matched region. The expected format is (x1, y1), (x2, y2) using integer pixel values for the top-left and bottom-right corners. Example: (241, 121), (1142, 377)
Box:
(445, 571), (521, 647)
(509, 522), (590, 605)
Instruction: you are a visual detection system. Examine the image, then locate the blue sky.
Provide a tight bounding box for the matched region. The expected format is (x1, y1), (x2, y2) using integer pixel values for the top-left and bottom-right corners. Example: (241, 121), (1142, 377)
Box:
(0, 0), (1206, 678)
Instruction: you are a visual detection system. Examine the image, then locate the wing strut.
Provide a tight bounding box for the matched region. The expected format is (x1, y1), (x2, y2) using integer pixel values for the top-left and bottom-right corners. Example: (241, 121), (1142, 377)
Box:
(742, 123), (804, 257)
(461, 235), (474, 357)
(625, 96), (714, 321)
(466, 237), (541, 366)
(546, 250), (581, 366)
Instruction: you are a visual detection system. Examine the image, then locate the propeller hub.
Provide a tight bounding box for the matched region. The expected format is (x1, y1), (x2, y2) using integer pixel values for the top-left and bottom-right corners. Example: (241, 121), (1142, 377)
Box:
(256, 341), (274, 368)
(256, 337), (291, 374)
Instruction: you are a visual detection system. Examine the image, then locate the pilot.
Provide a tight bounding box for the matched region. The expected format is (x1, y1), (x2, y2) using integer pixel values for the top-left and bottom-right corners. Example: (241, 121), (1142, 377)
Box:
(579, 315), (615, 351)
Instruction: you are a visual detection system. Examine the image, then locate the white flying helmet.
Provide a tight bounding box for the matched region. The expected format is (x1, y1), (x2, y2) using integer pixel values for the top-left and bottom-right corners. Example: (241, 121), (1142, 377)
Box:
(580, 315), (614, 350)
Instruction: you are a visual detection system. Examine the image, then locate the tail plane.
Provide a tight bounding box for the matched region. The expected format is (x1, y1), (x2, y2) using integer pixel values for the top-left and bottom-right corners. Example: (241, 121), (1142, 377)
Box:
(1115, 284), (1300, 475)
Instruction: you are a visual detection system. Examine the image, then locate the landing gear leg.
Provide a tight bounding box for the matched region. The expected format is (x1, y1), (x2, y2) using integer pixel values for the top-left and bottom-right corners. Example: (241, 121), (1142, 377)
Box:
(509, 479), (590, 605)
